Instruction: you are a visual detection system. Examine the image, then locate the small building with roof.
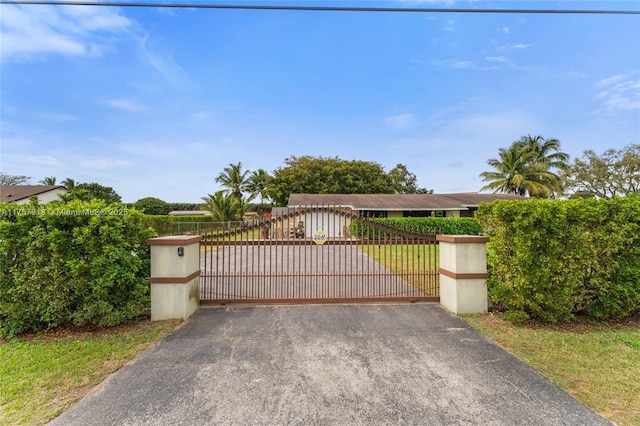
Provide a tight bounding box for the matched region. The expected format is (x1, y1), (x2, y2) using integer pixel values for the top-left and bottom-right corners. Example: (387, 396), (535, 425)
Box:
(0, 185), (67, 205)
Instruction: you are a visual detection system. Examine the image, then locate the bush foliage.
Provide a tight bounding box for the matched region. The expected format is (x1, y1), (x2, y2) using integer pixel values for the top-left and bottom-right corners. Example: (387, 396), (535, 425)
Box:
(141, 215), (215, 236)
(0, 200), (155, 337)
(351, 217), (482, 239)
(476, 195), (640, 322)
(133, 197), (172, 215)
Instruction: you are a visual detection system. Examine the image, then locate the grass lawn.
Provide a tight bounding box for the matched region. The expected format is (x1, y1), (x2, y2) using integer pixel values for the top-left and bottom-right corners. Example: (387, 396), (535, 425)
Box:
(360, 243), (439, 295)
(0, 317), (179, 426)
(461, 313), (640, 426)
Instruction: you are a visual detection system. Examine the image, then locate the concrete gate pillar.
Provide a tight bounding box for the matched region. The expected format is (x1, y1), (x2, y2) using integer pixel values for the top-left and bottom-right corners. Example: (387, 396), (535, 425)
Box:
(436, 235), (489, 314)
(148, 235), (202, 321)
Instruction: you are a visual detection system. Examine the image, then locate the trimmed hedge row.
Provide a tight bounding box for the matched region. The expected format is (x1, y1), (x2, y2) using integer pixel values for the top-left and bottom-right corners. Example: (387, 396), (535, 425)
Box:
(476, 195), (640, 322)
(141, 215), (214, 236)
(351, 217), (483, 239)
(0, 200), (154, 337)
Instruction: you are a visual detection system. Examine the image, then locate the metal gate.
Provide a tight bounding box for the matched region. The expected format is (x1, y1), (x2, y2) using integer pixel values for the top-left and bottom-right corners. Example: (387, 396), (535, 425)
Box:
(200, 207), (439, 304)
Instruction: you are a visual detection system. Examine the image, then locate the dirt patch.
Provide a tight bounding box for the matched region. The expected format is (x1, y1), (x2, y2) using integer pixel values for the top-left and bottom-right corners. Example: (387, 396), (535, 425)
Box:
(483, 313), (640, 333)
(2, 312), (164, 343)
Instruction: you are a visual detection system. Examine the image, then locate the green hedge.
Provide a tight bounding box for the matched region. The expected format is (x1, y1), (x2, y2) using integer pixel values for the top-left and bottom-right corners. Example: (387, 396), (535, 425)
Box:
(0, 200), (154, 337)
(476, 195), (640, 322)
(351, 217), (482, 239)
(141, 215), (214, 236)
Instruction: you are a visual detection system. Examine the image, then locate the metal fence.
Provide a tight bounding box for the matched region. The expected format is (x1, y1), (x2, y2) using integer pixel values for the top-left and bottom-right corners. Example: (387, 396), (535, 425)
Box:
(200, 206), (439, 304)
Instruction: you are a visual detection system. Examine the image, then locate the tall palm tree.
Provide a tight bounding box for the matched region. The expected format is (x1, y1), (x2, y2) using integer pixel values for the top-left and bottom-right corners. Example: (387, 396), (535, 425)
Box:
(215, 162), (251, 198)
(480, 139), (565, 198)
(246, 169), (272, 210)
(40, 176), (57, 185)
(515, 135), (569, 170)
(61, 178), (77, 190)
(513, 135), (569, 195)
(201, 191), (244, 222)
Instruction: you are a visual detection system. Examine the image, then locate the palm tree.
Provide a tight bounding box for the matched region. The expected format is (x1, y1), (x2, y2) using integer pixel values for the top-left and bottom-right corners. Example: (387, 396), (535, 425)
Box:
(59, 188), (91, 203)
(201, 191), (244, 222)
(480, 138), (566, 198)
(40, 176), (57, 185)
(215, 162), (250, 198)
(61, 178), (77, 190)
(513, 135), (569, 195)
(515, 135), (569, 170)
(246, 169), (272, 211)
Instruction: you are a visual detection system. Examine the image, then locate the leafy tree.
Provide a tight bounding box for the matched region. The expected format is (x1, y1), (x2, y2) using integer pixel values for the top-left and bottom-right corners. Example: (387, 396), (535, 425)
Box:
(246, 169), (272, 210)
(0, 173), (31, 185)
(39, 176), (57, 185)
(133, 197), (172, 215)
(388, 164), (432, 194)
(215, 162), (251, 198)
(564, 144), (640, 199)
(268, 156), (397, 206)
(201, 191), (246, 222)
(61, 178), (77, 190)
(480, 135), (569, 198)
(61, 183), (122, 204)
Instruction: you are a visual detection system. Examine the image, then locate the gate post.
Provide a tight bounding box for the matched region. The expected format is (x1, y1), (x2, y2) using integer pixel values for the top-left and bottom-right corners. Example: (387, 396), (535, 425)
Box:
(147, 235), (202, 321)
(436, 235), (489, 314)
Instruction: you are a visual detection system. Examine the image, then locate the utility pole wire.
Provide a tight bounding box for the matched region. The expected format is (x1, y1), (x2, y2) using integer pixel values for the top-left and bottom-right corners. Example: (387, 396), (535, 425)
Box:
(0, 1), (639, 14)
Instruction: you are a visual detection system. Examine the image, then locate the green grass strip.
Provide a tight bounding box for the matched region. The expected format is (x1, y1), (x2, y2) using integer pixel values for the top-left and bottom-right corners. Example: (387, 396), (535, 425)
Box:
(461, 314), (640, 426)
(0, 319), (179, 425)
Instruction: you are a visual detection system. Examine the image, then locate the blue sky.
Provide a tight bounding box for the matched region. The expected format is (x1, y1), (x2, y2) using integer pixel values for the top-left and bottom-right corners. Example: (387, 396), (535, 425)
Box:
(1, 0), (639, 203)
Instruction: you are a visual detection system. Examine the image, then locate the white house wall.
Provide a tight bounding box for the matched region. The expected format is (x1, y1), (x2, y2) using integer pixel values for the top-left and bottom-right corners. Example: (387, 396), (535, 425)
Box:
(15, 188), (67, 205)
(303, 211), (340, 238)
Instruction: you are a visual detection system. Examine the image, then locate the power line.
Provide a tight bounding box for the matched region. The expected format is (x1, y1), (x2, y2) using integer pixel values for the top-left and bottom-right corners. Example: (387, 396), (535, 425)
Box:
(0, 1), (639, 14)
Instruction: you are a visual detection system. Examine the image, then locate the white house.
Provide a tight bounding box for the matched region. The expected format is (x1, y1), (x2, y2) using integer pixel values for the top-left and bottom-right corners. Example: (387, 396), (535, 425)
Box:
(0, 185), (67, 205)
(271, 193), (527, 238)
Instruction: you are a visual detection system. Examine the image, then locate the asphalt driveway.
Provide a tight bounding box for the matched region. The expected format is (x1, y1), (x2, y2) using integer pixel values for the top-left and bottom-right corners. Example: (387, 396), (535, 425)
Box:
(50, 304), (610, 425)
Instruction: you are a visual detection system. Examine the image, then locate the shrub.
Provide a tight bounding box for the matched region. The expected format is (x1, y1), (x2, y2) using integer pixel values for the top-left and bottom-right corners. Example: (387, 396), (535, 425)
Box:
(133, 197), (172, 215)
(476, 195), (640, 322)
(141, 215), (215, 236)
(351, 217), (482, 239)
(168, 203), (201, 211)
(0, 200), (155, 337)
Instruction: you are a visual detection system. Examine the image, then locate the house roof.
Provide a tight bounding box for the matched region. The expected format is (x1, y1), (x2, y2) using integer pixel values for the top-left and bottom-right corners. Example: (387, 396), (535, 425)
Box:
(168, 210), (211, 216)
(287, 193), (527, 211)
(0, 185), (66, 203)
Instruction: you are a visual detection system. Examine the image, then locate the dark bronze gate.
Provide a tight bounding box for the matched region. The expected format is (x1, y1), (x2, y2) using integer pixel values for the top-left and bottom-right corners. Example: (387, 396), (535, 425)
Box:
(200, 207), (439, 304)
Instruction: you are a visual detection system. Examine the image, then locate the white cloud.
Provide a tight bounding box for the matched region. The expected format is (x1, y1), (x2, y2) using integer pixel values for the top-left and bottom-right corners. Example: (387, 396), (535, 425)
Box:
(595, 72), (640, 112)
(28, 155), (64, 167)
(431, 59), (501, 71)
(444, 19), (455, 31)
(192, 110), (213, 120)
(80, 159), (129, 169)
(453, 60), (474, 68)
(136, 33), (195, 90)
(101, 98), (147, 112)
(0, 4), (131, 62)
(498, 26), (510, 34)
(485, 56), (508, 63)
(384, 113), (416, 129)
